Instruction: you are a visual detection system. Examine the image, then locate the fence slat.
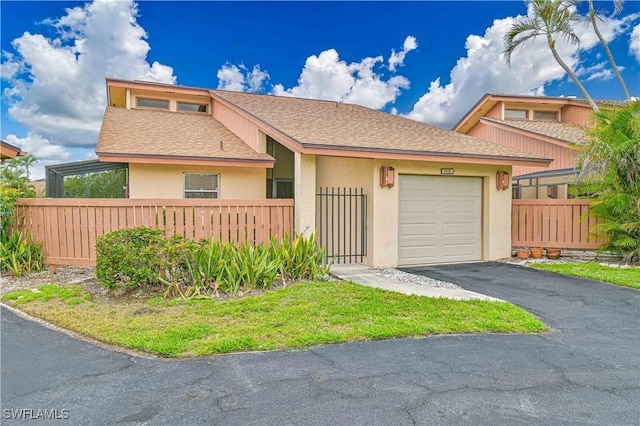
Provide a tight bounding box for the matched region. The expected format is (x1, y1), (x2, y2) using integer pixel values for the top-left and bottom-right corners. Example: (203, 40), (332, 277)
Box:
(14, 198), (294, 267)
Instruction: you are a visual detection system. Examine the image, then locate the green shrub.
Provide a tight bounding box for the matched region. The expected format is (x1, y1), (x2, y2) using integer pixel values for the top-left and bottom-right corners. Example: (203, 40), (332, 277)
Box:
(270, 232), (331, 282)
(95, 228), (166, 291)
(0, 185), (43, 277)
(0, 230), (43, 276)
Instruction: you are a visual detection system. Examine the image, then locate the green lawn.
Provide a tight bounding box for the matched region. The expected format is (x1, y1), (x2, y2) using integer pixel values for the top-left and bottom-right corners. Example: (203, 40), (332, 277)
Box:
(2, 281), (546, 357)
(531, 262), (640, 289)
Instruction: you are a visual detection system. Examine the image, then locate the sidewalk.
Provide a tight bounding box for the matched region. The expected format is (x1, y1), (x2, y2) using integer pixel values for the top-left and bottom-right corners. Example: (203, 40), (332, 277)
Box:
(331, 264), (501, 302)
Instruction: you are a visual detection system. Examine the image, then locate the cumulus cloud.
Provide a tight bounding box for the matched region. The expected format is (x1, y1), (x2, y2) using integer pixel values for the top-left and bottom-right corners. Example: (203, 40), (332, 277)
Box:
(217, 64), (269, 92)
(1, 0), (176, 175)
(270, 38), (415, 110)
(217, 37), (415, 110)
(388, 36), (418, 71)
(631, 23), (640, 61)
(406, 7), (637, 129)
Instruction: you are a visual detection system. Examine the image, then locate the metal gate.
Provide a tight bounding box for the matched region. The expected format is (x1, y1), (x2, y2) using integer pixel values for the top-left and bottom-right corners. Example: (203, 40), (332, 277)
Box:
(316, 187), (367, 264)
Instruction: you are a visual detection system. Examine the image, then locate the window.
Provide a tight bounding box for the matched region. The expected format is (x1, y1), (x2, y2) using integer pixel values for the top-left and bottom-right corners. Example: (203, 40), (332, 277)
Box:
(273, 179), (294, 199)
(534, 110), (558, 120)
(504, 109), (528, 119)
(177, 102), (207, 113)
(184, 173), (219, 198)
(136, 98), (169, 109)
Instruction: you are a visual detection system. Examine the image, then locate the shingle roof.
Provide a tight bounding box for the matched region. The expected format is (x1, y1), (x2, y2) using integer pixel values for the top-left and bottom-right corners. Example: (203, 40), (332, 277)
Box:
(96, 107), (273, 163)
(481, 117), (586, 143)
(213, 90), (550, 162)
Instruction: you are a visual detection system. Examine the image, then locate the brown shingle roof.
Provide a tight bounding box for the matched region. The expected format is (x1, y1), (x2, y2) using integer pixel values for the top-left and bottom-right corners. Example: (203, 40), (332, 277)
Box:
(96, 107), (272, 163)
(213, 90), (549, 162)
(481, 117), (586, 143)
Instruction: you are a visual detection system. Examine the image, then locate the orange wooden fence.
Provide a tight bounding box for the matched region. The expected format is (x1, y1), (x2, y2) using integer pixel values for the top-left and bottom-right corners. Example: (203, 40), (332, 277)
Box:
(512, 199), (605, 250)
(14, 198), (294, 267)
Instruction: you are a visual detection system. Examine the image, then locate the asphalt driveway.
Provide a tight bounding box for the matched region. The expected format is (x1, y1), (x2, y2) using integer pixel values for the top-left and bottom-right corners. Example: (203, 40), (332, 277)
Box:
(2, 262), (640, 424)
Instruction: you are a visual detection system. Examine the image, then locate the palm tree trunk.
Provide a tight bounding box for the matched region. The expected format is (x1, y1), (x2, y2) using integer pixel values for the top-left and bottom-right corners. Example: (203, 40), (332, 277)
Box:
(547, 33), (600, 112)
(588, 0), (631, 100)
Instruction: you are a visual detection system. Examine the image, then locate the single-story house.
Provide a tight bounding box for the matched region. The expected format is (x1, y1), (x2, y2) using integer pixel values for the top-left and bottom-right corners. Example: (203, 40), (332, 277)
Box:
(95, 79), (551, 268)
(453, 94), (628, 199)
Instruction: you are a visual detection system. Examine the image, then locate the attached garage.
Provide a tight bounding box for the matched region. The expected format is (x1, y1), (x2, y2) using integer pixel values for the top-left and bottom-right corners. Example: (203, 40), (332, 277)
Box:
(398, 175), (482, 266)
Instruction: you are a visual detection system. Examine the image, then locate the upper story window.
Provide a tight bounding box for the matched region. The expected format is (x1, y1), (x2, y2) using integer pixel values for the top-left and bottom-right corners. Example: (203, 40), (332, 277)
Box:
(177, 102), (208, 113)
(504, 109), (528, 119)
(184, 173), (219, 199)
(533, 110), (558, 120)
(136, 98), (169, 109)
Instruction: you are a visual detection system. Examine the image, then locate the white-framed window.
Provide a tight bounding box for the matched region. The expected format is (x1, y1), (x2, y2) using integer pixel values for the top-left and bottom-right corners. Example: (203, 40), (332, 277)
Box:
(534, 110), (558, 120)
(177, 102), (208, 113)
(184, 173), (219, 198)
(504, 109), (528, 119)
(136, 98), (169, 109)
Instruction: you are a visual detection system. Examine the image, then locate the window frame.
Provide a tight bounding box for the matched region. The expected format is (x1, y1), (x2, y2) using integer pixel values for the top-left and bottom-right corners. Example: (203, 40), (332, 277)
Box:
(183, 173), (220, 199)
(504, 109), (529, 120)
(177, 101), (208, 113)
(533, 110), (559, 121)
(135, 97), (170, 110)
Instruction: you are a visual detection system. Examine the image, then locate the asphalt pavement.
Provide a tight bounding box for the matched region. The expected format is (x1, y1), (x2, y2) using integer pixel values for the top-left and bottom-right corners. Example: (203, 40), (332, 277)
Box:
(2, 262), (639, 425)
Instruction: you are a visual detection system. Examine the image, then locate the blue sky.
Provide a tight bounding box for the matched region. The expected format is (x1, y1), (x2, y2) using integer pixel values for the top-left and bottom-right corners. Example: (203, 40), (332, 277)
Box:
(2, 1), (639, 178)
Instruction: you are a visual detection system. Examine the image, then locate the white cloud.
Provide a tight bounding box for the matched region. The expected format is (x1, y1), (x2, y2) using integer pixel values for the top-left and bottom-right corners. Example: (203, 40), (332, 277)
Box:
(217, 63), (269, 92)
(406, 8), (637, 129)
(270, 40), (414, 110)
(4, 134), (72, 180)
(217, 37), (416, 110)
(388, 35), (418, 71)
(631, 23), (640, 61)
(1, 0), (176, 165)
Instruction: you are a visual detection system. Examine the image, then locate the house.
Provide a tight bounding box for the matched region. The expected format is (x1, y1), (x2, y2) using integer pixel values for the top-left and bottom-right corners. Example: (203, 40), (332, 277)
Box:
(1, 140), (26, 164)
(95, 79), (551, 268)
(453, 94), (628, 199)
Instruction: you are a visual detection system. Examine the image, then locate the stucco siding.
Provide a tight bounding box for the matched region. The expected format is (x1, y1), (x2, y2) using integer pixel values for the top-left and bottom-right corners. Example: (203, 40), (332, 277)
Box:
(128, 163), (266, 199)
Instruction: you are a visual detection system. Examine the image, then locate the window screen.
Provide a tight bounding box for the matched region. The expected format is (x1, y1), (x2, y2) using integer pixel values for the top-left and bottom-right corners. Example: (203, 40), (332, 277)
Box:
(505, 109), (528, 119)
(534, 111), (558, 120)
(137, 98), (169, 109)
(177, 102), (207, 113)
(184, 173), (219, 198)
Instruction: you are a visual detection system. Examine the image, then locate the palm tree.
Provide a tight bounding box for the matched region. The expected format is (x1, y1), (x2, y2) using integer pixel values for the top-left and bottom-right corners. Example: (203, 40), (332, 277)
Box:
(584, 0), (632, 100)
(503, 0), (600, 112)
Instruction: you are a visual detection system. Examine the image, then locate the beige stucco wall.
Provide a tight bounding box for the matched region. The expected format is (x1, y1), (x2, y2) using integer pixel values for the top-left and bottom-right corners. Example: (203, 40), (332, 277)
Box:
(294, 153), (316, 236)
(128, 163), (266, 199)
(308, 156), (513, 268)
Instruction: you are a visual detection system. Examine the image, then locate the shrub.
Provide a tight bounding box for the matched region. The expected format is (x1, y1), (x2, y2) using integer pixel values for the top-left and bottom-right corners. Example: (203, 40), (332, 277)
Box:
(95, 228), (166, 291)
(0, 185), (43, 277)
(270, 232), (331, 282)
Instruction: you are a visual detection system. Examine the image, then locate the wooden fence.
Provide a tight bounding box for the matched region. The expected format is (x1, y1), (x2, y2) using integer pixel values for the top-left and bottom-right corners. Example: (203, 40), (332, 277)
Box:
(14, 198), (294, 267)
(512, 199), (605, 250)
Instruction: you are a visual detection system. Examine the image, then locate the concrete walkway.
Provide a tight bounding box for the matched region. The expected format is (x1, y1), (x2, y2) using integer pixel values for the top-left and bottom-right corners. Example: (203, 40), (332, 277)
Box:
(331, 263), (501, 301)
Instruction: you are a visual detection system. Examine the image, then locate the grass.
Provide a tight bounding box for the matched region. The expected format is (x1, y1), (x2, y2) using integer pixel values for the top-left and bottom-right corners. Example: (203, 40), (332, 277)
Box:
(2, 281), (546, 357)
(531, 262), (640, 289)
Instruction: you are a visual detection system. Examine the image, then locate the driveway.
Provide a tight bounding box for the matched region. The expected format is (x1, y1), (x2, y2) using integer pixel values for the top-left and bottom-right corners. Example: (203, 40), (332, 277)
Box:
(2, 262), (640, 425)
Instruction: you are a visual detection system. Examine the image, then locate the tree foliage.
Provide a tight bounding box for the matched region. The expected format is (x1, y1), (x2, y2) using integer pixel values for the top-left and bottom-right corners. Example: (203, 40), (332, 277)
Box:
(575, 101), (640, 264)
(503, 0), (600, 112)
(1, 154), (37, 198)
(64, 169), (126, 198)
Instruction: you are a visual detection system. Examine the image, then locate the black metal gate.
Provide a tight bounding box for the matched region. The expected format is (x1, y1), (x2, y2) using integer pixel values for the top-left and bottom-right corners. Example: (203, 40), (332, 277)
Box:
(316, 187), (367, 263)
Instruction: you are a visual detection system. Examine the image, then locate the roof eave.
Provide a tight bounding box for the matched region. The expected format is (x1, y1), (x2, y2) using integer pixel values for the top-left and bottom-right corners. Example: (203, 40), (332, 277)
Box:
(96, 152), (274, 168)
(301, 144), (552, 167)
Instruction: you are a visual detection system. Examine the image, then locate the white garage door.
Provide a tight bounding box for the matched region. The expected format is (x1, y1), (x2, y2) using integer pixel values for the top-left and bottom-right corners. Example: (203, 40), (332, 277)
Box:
(398, 175), (482, 266)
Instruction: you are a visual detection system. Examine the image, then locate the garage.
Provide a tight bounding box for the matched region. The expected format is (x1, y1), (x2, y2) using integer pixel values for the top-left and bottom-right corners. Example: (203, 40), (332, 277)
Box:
(398, 175), (482, 266)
